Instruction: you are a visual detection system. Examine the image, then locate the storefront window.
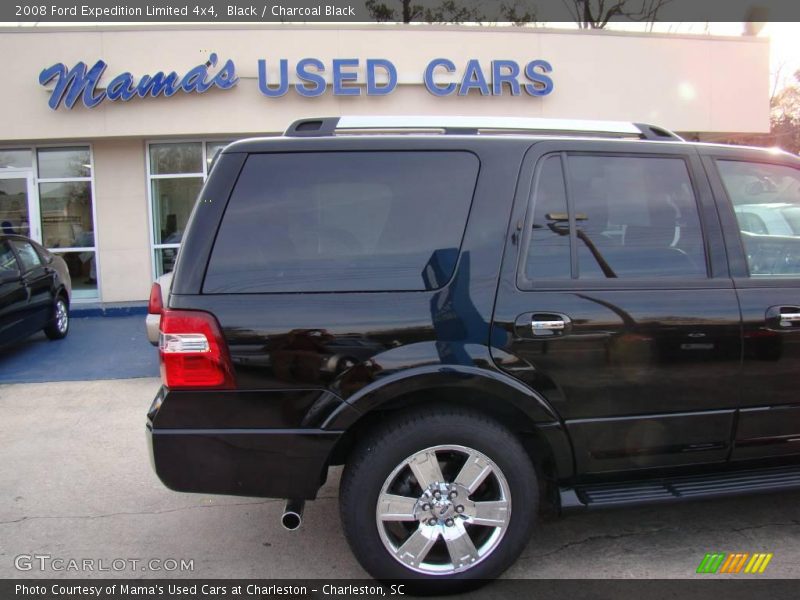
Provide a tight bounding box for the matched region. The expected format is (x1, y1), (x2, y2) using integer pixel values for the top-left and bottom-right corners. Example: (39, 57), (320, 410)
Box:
(149, 143), (203, 175)
(37, 146), (97, 299)
(0, 178), (30, 238)
(151, 177), (203, 246)
(37, 147), (92, 178)
(155, 247), (180, 276)
(39, 181), (94, 248)
(148, 140), (233, 277)
(0, 149), (33, 170)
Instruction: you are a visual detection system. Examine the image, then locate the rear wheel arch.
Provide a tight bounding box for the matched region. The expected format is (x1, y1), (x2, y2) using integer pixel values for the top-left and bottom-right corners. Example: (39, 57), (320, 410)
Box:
(326, 369), (573, 496)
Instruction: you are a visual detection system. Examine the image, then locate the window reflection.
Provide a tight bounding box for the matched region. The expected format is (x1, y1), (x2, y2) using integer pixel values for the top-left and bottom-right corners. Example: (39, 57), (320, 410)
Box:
(0, 149), (32, 170)
(151, 177), (202, 245)
(718, 160), (800, 276)
(37, 147), (91, 179)
(569, 156), (706, 279)
(206, 142), (231, 169)
(527, 155), (571, 280)
(0, 240), (17, 273)
(39, 181), (94, 248)
(205, 151), (479, 293)
(149, 143), (203, 175)
(36, 145), (97, 299)
(0, 178), (30, 237)
(156, 247), (179, 275)
(57, 250), (97, 291)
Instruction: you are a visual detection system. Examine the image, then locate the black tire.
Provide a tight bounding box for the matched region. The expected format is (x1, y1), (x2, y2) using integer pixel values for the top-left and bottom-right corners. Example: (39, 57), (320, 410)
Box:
(339, 407), (538, 594)
(44, 295), (69, 340)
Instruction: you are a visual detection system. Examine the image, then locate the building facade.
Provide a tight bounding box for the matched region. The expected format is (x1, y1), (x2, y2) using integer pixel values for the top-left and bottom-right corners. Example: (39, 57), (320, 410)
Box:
(0, 25), (769, 304)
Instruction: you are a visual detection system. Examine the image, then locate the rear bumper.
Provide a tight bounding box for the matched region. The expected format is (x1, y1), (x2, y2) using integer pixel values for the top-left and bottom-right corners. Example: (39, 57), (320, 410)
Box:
(147, 424), (340, 499)
(146, 385), (346, 500)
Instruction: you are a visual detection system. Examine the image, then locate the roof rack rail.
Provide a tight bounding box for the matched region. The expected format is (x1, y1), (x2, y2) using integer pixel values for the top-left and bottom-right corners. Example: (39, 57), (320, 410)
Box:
(284, 116), (683, 141)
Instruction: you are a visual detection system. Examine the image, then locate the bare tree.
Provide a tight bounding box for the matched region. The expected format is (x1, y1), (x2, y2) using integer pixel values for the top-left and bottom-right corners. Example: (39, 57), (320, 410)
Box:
(365, 0), (537, 24)
(500, 1), (537, 25)
(365, 0), (478, 23)
(560, 0), (672, 29)
(717, 70), (800, 155)
(768, 70), (800, 154)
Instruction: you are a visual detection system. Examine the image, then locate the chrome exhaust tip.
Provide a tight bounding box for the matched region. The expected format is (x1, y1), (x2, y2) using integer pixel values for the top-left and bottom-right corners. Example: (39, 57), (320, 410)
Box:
(281, 499), (305, 531)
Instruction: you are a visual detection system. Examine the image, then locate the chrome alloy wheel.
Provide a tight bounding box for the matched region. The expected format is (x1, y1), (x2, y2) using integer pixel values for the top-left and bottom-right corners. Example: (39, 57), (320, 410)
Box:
(55, 299), (68, 334)
(375, 444), (511, 575)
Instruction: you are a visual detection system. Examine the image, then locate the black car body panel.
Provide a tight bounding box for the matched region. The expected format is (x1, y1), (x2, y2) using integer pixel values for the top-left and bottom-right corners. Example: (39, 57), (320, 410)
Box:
(147, 129), (800, 503)
(0, 235), (71, 348)
(150, 136), (547, 499)
(700, 145), (800, 462)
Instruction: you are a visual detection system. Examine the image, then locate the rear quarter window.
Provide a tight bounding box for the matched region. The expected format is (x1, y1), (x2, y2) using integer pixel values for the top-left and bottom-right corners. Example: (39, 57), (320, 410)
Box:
(8, 240), (42, 273)
(203, 151), (479, 293)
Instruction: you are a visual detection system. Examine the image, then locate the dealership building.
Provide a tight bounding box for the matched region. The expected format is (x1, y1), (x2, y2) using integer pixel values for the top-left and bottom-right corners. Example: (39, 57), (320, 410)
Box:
(0, 25), (769, 305)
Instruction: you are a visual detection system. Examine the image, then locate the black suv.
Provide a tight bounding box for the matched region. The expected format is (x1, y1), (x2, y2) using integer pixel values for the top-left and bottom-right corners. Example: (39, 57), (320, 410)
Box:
(147, 116), (800, 589)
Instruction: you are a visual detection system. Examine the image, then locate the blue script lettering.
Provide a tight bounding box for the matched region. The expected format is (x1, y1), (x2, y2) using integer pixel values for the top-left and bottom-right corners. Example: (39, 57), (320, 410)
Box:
(39, 53), (238, 109)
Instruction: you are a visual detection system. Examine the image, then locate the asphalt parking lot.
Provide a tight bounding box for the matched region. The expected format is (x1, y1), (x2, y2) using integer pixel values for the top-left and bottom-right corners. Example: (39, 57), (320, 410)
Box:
(0, 315), (158, 384)
(1, 375), (799, 582)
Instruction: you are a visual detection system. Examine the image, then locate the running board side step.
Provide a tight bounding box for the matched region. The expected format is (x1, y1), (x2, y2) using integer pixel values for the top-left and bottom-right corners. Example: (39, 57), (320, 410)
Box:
(560, 466), (800, 511)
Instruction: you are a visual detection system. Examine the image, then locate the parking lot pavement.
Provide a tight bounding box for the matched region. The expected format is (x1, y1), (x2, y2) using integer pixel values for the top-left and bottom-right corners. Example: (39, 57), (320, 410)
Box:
(0, 316), (159, 384)
(1, 377), (799, 581)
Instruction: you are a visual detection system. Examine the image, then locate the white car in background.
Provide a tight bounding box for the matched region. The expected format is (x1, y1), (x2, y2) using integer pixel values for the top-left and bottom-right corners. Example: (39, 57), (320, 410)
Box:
(145, 271), (173, 346)
(734, 202), (800, 236)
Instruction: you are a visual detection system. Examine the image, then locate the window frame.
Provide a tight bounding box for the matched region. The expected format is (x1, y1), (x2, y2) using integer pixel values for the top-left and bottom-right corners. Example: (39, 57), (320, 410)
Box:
(516, 142), (721, 292)
(145, 138), (237, 279)
(704, 151), (800, 286)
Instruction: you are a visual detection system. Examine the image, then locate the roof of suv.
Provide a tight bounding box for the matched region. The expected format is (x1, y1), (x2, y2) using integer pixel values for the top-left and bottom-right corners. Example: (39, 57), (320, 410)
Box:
(221, 116), (798, 161)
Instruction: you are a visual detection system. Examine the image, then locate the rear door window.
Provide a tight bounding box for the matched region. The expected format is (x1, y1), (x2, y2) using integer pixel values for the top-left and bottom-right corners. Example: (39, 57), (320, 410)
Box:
(570, 155), (707, 278)
(521, 153), (708, 284)
(204, 151), (479, 293)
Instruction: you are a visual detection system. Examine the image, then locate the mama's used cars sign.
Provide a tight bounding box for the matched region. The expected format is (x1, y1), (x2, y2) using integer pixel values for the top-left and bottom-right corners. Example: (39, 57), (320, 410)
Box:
(39, 55), (554, 109)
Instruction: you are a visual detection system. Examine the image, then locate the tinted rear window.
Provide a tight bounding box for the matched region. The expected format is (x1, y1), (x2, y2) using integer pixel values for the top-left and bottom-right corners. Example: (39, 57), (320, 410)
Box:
(204, 151), (479, 293)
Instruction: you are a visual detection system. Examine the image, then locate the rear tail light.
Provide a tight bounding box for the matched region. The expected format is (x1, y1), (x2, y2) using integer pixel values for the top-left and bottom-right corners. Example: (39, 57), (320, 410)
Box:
(148, 282), (163, 315)
(159, 309), (236, 389)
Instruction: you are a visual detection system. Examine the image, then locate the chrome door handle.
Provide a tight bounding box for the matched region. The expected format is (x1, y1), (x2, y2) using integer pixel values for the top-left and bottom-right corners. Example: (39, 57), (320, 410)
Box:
(778, 313), (800, 327)
(531, 319), (566, 331)
(515, 313), (572, 338)
(765, 306), (800, 331)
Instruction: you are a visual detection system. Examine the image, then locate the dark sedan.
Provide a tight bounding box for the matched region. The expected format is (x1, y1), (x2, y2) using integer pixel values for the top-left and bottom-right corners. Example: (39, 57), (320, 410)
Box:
(0, 235), (71, 348)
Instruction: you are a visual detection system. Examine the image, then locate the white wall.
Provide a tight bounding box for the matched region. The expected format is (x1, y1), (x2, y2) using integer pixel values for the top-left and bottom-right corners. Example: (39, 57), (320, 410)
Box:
(91, 139), (151, 302)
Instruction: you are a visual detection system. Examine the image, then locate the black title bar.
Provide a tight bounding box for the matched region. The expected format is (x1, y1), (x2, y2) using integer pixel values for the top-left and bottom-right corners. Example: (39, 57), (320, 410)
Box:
(4, 0), (800, 23)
